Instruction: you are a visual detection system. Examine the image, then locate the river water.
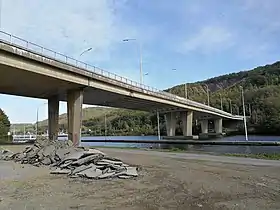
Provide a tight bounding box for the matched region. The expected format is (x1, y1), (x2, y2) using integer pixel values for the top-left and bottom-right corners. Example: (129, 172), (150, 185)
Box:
(80, 135), (280, 155)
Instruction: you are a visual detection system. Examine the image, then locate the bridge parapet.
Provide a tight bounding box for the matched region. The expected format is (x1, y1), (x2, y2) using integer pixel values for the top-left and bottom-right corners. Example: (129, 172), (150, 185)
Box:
(0, 30), (243, 120)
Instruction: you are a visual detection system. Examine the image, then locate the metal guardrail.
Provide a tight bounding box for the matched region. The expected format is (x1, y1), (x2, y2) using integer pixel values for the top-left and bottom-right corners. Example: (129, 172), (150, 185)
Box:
(0, 30), (242, 119)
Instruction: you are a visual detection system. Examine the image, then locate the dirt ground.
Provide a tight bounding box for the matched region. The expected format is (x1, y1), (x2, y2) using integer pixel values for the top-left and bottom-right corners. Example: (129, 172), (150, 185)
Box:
(0, 146), (280, 210)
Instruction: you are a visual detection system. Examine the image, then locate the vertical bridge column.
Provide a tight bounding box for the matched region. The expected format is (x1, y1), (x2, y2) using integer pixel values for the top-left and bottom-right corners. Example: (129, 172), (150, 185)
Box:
(201, 120), (208, 134)
(214, 118), (223, 134)
(48, 95), (59, 141)
(165, 112), (176, 136)
(67, 89), (83, 146)
(181, 111), (193, 136)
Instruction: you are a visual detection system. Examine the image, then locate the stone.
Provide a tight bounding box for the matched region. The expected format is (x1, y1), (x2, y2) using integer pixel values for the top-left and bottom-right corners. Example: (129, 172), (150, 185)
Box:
(118, 175), (132, 179)
(71, 164), (95, 175)
(0, 138), (140, 180)
(98, 172), (116, 179)
(125, 167), (138, 177)
(41, 157), (52, 165)
(77, 168), (103, 179)
(71, 154), (101, 166)
(50, 168), (71, 174)
(62, 151), (85, 162)
(96, 161), (111, 166)
(100, 158), (123, 165)
(83, 149), (105, 156)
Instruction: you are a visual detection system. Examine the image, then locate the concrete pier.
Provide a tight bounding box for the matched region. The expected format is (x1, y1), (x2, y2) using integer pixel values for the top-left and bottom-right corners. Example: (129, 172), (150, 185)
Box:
(67, 89), (83, 146)
(181, 111), (193, 136)
(214, 118), (223, 134)
(48, 95), (59, 141)
(201, 120), (208, 134)
(165, 112), (176, 136)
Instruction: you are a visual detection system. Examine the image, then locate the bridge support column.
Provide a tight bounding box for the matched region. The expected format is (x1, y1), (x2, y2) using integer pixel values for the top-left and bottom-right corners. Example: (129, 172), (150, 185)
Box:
(201, 120), (208, 134)
(214, 118), (223, 134)
(165, 112), (176, 136)
(67, 89), (83, 146)
(48, 95), (59, 141)
(181, 111), (193, 136)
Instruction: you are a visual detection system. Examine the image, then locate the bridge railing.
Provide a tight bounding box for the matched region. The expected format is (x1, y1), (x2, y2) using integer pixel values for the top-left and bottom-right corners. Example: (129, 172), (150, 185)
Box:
(0, 31), (241, 119)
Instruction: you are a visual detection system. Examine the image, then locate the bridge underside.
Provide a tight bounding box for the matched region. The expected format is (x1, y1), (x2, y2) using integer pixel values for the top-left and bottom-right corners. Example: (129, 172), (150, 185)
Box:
(0, 63), (211, 117)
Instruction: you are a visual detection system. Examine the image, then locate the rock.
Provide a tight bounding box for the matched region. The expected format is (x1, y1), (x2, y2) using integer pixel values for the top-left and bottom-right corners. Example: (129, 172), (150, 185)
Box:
(125, 167), (138, 177)
(71, 164), (95, 175)
(118, 175), (132, 179)
(41, 157), (52, 165)
(71, 154), (101, 166)
(77, 168), (103, 179)
(62, 151), (85, 162)
(100, 159), (123, 165)
(98, 172), (116, 179)
(0, 138), (139, 180)
(50, 168), (71, 174)
(84, 149), (105, 156)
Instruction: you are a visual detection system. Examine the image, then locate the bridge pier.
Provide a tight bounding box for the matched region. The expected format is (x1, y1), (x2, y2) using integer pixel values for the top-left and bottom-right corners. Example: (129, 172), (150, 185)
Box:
(48, 95), (59, 141)
(67, 89), (83, 146)
(201, 120), (209, 134)
(181, 111), (193, 136)
(165, 112), (176, 136)
(214, 118), (223, 134)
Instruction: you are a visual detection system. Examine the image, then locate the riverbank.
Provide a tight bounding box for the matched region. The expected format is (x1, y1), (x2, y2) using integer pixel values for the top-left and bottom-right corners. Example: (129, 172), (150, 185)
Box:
(1, 147), (280, 209)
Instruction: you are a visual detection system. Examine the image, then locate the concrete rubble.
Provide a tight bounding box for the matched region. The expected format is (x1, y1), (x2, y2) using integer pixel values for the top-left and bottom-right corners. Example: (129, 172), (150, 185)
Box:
(0, 139), (138, 180)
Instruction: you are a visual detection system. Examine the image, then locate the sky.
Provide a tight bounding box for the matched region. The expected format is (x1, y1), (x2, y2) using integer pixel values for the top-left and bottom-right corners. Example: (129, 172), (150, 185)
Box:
(1, 0), (280, 123)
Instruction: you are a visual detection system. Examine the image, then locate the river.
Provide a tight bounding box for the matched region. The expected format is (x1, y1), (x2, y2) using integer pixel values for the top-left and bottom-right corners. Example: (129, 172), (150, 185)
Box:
(79, 135), (280, 155)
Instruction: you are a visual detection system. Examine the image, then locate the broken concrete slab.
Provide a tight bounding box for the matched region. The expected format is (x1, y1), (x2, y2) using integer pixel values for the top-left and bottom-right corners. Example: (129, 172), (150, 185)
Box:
(71, 154), (101, 166)
(50, 168), (71, 174)
(100, 159), (123, 165)
(0, 138), (139, 180)
(71, 164), (93, 175)
(98, 172), (116, 179)
(77, 168), (103, 179)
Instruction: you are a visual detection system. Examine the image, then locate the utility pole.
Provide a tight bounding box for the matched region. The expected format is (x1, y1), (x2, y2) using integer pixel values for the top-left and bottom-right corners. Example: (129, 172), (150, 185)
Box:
(220, 94), (223, 110)
(240, 86), (248, 141)
(157, 110), (160, 140)
(184, 83), (188, 99)
(205, 85), (210, 106)
(229, 99), (233, 114)
(104, 112), (107, 136)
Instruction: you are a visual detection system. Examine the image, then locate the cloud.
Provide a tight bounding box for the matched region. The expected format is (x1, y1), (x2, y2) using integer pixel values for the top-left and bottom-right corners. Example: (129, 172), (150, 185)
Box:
(1, 0), (136, 62)
(181, 25), (234, 54)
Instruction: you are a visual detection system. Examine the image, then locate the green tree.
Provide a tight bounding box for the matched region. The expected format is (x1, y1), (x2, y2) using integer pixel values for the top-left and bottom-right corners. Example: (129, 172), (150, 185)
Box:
(0, 108), (11, 137)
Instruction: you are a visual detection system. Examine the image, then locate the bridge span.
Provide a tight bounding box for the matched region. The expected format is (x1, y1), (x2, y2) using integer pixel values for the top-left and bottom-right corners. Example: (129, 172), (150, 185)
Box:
(0, 31), (243, 145)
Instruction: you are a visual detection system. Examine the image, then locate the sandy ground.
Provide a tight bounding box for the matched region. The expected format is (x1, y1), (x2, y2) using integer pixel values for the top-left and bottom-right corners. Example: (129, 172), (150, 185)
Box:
(0, 146), (280, 210)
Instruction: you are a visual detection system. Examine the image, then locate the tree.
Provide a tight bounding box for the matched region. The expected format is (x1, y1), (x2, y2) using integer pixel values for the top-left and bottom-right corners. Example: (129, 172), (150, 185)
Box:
(0, 108), (11, 137)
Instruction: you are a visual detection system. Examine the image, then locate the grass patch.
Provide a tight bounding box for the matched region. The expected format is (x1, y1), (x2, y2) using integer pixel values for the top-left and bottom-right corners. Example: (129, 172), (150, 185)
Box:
(224, 153), (280, 160)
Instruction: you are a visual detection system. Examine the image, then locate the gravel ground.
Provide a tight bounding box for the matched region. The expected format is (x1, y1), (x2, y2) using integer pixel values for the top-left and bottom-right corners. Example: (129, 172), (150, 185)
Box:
(0, 146), (280, 210)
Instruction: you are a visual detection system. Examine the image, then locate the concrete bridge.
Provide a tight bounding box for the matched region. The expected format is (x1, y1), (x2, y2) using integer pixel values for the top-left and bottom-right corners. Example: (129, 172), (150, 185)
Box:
(0, 31), (243, 145)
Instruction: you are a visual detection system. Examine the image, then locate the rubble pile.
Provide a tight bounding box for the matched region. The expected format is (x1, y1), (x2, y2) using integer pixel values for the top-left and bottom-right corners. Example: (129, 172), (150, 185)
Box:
(0, 139), (138, 179)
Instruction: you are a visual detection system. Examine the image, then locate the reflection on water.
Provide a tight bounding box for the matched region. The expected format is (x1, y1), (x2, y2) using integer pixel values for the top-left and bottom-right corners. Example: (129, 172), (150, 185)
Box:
(80, 135), (280, 155)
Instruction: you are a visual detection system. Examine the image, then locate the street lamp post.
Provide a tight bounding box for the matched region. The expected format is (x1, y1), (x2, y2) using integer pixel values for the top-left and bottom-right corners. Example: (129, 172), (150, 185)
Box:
(184, 83), (188, 99)
(205, 84), (210, 106)
(220, 94), (223, 110)
(240, 86), (248, 141)
(123, 39), (143, 84)
(156, 110), (160, 140)
(229, 99), (233, 114)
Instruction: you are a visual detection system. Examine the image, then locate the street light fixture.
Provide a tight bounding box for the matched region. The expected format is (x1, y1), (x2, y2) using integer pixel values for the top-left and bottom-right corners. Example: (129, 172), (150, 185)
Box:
(123, 38), (143, 84)
(80, 47), (93, 56)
